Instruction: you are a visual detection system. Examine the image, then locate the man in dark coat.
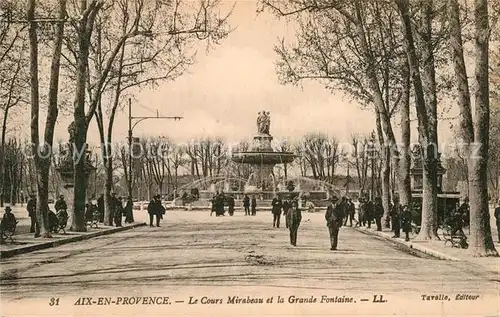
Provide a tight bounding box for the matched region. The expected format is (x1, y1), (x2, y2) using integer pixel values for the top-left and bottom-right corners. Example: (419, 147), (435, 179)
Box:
(243, 195), (250, 215)
(148, 195), (163, 227)
(124, 199), (134, 223)
(216, 192), (226, 216)
(112, 195), (123, 227)
(401, 205), (412, 241)
(287, 200), (302, 246)
(458, 197), (470, 227)
(494, 201), (500, 242)
(344, 198), (355, 227)
(1, 206), (17, 232)
(251, 195), (257, 216)
(55, 195), (68, 213)
(27, 195), (39, 236)
(227, 195), (235, 216)
(365, 198), (374, 229)
(373, 197), (384, 231)
(390, 196), (402, 238)
(97, 194), (105, 222)
(325, 196), (344, 251)
(358, 197), (366, 227)
(210, 193), (217, 217)
(271, 195), (282, 228)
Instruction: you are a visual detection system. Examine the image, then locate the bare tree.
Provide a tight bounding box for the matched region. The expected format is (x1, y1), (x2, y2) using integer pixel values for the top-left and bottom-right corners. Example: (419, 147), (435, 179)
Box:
(350, 134), (370, 196)
(446, 0), (498, 256)
(262, 0), (409, 222)
(26, 0), (67, 237)
(0, 8), (27, 207)
(61, 0), (232, 231)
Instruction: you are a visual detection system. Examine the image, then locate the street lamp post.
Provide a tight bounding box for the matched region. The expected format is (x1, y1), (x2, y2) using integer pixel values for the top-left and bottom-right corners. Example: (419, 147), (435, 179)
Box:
(127, 98), (183, 221)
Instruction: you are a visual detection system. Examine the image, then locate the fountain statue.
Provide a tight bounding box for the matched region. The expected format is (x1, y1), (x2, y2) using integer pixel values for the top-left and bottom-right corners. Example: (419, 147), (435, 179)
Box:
(257, 111), (271, 134)
(232, 111), (295, 197)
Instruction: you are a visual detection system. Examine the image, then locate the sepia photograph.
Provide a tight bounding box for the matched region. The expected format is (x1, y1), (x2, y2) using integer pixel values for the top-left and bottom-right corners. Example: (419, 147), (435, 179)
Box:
(0, 0), (499, 315)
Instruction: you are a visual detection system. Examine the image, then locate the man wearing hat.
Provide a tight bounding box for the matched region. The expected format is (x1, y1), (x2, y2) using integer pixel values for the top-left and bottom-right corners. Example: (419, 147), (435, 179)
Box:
(1, 206), (17, 232)
(325, 196), (345, 250)
(55, 195), (68, 213)
(390, 196), (402, 238)
(287, 199), (302, 246)
(26, 194), (38, 235)
(494, 200), (500, 242)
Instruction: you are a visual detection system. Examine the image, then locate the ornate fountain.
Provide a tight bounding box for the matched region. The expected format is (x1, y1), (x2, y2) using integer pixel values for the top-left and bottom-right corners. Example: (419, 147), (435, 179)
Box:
(231, 111), (295, 197)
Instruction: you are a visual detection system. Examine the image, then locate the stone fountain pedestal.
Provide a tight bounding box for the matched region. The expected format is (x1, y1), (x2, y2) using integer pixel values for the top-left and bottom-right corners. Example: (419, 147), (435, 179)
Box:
(55, 145), (96, 226)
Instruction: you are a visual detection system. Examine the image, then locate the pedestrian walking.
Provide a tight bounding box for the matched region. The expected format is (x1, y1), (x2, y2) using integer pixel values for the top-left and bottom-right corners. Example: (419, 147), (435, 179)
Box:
(373, 197), (384, 231)
(287, 200), (302, 246)
(401, 205), (412, 242)
(325, 196), (345, 251)
(243, 194), (250, 215)
(271, 195), (282, 228)
(495, 201), (500, 242)
(251, 195), (257, 216)
(390, 197), (402, 238)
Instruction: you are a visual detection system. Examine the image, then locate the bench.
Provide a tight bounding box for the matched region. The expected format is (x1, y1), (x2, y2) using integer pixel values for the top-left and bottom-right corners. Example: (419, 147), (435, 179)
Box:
(0, 221), (18, 244)
(86, 211), (99, 229)
(53, 210), (68, 234)
(441, 225), (468, 249)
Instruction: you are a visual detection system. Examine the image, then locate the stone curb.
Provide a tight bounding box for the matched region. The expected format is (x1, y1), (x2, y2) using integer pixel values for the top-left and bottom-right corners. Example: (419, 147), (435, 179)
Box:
(0, 223), (146, 259)
(353, 226), (461, 261)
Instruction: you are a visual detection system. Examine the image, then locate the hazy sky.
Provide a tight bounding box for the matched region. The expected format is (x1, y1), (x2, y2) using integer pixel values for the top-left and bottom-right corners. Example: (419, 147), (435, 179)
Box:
(16, 1), (457, 147)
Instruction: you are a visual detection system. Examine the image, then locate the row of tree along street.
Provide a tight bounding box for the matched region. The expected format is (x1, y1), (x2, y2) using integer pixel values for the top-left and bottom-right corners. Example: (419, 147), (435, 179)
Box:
(0, 0), (233, 237)
(1, 0), (499, 257)
(260, 0), (499, 257)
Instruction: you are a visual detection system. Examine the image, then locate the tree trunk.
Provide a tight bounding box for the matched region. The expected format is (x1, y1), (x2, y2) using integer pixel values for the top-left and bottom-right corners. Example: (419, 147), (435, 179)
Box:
(398, 59), (412, 207)
(376, 112), (391, 225)
(104, 157), (113, 226)
(468, 0), (497, 256)
(396, 0), (439, 240)
(27, 0), (50, 238)
(71, 17), (91, 232)
(0, 105), (8, 207)
(418, 0), (439, 237)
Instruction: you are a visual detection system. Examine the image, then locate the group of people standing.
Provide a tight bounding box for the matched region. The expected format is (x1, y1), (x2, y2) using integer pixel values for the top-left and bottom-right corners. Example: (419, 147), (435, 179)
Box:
(147, 194), (166, 227)
(26, 194), (69, 236)
(93, 193), (134, 227)
(243, 194), (257, 216)
(23, 193), (133, 237)
(210, 191), (236, 217)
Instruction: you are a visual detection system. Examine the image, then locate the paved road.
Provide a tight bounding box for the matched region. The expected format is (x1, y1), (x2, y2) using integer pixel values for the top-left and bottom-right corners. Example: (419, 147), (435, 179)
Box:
(1, 211), (499, 316)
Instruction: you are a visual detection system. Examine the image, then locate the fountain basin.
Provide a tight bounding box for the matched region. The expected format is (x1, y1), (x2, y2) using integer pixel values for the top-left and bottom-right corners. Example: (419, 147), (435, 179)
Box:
(231, 151), (296, 165)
